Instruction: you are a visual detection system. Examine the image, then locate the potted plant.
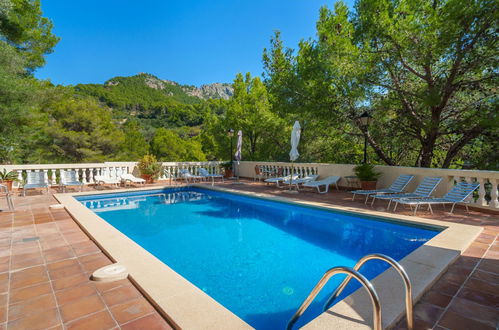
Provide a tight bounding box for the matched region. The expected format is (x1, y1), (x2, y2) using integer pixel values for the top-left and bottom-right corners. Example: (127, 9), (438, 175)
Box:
(137, 155), (163, 183)
(0, 169), (19, 191)
(353, 163), (381, 190)
(221, 162), (233, 178)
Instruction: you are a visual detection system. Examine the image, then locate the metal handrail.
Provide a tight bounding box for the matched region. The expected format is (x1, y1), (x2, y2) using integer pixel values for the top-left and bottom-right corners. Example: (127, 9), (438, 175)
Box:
(323, 253), (413, 330)
(286, 266), (381, 330)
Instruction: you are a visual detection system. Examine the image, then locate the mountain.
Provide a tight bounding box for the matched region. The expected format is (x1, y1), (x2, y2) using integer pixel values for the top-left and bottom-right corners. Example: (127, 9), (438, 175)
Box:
(75, 73), (233, 106)
(74, 73), (233, 131)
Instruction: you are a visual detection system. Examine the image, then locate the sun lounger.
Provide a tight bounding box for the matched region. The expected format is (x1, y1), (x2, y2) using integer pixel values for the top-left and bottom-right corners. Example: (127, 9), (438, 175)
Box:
(94, 175), (120, 187)
(265, 174), (299, 187)
(282, 174), (319, 190)
(370, 176), (442, 208)
(199, 168), (224, 185)
(22, 171), (49, 196)
(60, 170), (84, 192)
(179, 169), (204, 183)
(302, 176), (341, 193)
(393, 181), (480, 215)
(351, 174), (415, 203)
(120, 173), (146, 187)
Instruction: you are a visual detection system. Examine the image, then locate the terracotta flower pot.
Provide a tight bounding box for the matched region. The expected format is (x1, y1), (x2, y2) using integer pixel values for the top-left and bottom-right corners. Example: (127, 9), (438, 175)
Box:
(141, 174), (154, 184)
(360, 180), (377, 190)
(1, 180), (13, 191)
(224, 169), (233, 178)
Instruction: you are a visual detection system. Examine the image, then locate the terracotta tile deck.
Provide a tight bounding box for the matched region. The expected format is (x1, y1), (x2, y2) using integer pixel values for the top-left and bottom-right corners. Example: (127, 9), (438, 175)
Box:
(0, 189), (173, 330)
(0, 180), (497, 330)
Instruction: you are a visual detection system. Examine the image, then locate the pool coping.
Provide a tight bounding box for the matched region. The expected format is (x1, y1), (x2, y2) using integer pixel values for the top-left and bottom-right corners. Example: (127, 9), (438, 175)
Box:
(54, 184), (482, 329)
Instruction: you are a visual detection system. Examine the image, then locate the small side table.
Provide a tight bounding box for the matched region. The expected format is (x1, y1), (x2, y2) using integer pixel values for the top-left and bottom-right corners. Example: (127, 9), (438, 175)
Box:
(344, 176), (361, 190)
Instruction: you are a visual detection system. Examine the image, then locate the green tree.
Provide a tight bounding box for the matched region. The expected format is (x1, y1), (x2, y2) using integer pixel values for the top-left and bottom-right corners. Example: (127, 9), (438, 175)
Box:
(151, 128), (206, 161)
(203, 73), (287, 161)
(0, 0), (59, 70)
(0, 41), (44, 162)
(118, 120), (149, 160)
(263, 0), (498, 168)
(31, 92), (125, 162)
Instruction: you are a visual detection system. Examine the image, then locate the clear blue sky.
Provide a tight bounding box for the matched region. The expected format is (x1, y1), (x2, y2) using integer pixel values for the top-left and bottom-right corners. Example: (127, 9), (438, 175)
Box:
(35, 0), (353, 86)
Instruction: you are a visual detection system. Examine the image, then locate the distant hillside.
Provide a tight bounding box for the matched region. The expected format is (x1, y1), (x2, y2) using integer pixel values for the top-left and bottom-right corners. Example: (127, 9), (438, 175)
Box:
(74, 73), (233, 131)
(75, 73), (233, 108)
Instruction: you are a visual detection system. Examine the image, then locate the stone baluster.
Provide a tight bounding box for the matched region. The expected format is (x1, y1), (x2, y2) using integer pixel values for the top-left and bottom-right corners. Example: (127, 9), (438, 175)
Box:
(490, 179), (498, 208)
(42, 169), (49, 186)
(81, 168), (88, 184)
(16, 170), (23, 188)
(476, 178), (487, 206)
(51, 169), (58, 185)
(464, 177), (475, 204)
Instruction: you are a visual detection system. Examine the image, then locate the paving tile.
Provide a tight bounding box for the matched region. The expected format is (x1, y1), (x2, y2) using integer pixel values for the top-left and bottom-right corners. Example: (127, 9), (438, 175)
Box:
(121, 313), (173, 330)
(59, 294), (106, 323)
(447, 296), (498, 327)
(44, 246), (76, 262)
(110, 297), (155, 325)
(71, 240), (101, 256)
(412, 302), (444, 326)
(102, 284), (142, 307)
(6, 307), (60, 330)
(478, 258), (499, 274)
(438, 310), (495, 330)
(0, 305), (5, 324)
(9, 282), (52, 304)
(52, 273), (90, 291)
(65, 310), (117, 330)
(420, 290), (453, 309)
(8, 293), (57, 321)
(55, 282), (97, 306)
(48, 264), (84, 280)
(465, 277), (499, 296)
(430, 279), (461, 297)
(94, 278), (129, 293)
(457, 286), (499, 308)
(10, 265), (49, 290)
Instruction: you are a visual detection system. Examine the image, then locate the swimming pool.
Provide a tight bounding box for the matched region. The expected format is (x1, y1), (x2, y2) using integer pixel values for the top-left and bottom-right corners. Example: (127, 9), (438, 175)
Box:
(77, 187), (440, 329)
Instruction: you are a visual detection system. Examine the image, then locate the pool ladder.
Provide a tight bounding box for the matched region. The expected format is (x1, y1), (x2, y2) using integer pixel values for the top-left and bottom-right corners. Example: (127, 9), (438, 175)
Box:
(286, 253), (413, 330)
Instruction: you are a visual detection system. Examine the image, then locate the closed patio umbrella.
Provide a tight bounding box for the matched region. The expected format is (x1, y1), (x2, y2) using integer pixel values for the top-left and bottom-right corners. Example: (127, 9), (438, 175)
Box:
(288, 121), (301, 192)
(234, 130), (243, 182)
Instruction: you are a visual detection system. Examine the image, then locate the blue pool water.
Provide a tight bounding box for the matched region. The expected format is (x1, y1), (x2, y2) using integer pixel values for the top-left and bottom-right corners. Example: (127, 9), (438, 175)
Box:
(78, 187), (440, 329)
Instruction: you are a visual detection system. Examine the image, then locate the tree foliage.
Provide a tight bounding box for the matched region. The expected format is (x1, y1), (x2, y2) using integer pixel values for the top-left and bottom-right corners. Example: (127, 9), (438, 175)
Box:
(263, 0), (498, 168)
(202, 73), (288, 161)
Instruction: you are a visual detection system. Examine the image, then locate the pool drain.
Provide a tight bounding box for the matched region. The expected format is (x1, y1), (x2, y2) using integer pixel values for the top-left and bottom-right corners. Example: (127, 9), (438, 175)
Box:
(91, 263), (128, 282)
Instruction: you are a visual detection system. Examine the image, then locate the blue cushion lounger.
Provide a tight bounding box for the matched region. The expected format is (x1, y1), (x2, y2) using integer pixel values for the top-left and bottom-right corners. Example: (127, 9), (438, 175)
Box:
(370, 176), (442, 208)
(179, 169), (204, 183)
(60, 170), (84, 192)
(393, 181), (480, 215)
(351, 174), (415, 204)
(23, 171), (49, 196)
(199, 168), (224, 185)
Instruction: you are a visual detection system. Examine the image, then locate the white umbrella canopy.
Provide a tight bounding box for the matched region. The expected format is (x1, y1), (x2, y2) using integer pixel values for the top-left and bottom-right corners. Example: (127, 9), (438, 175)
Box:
(289, 121), (301, 162)
(235, 130), (242, 163)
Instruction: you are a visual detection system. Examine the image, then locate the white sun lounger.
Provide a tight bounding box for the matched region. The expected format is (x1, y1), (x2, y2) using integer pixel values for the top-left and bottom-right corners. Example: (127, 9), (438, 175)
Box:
(302, 176), (341, 193)
(265, 174), (299, 187)
(120, 173), (146, 187)
(94, 175), (120, 187)
(282, 174), (319, 190)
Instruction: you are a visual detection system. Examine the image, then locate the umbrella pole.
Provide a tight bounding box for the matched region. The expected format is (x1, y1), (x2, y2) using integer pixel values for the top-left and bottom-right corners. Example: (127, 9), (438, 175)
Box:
(289, 162), (294, 191)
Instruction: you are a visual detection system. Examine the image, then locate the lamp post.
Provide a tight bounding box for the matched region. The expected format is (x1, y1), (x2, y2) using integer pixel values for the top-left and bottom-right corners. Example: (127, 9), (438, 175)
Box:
(228, 128), (234, 174)
(358, 111), (373, 164)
